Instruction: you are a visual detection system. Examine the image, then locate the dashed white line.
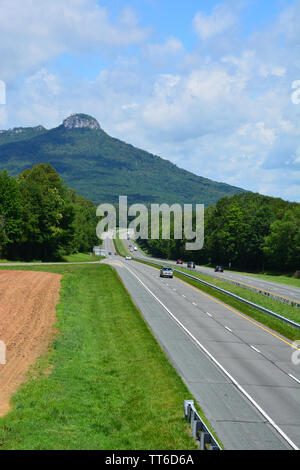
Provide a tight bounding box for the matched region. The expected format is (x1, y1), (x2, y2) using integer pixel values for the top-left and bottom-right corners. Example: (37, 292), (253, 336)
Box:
(120, 262), (299, 451)
(250, 345), (261, 354)
(225, 326), (232, 332)
(206, 312), (212, 317)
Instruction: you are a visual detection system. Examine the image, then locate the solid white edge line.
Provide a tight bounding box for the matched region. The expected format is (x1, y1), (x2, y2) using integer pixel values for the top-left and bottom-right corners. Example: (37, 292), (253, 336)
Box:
(289, 374), (300, 385)
(121, 262), (299, 451)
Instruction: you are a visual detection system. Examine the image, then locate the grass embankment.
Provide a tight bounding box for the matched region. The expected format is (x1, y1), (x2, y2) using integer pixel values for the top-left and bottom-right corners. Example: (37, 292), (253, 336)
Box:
(62, 252), (101, 262)
(0, 253), (101, 264)
(0, 263), (200, 450)
(114, 232), (130, 257)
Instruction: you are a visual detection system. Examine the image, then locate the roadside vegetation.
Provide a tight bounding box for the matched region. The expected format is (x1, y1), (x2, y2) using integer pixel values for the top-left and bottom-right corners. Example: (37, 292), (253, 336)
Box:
(0, 165), (99, 262)
(113, 232), (130, 257)
(62, 252), (101, 263)
(138, 192), (300, 276)
(0, 263), (203, 450)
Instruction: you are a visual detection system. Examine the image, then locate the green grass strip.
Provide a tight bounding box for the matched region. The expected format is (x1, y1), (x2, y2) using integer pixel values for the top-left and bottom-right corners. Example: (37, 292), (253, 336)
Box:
(0, 264), (203, 450)
(114, 232), (130, 257)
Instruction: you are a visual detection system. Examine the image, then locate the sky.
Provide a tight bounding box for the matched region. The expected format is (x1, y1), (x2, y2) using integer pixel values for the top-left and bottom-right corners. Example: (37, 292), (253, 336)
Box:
(0, 0), (299, 201)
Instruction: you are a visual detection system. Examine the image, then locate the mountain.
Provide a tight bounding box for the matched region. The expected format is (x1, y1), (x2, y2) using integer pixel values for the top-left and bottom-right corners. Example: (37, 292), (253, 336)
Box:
(0, 113), (246, 206)
(0, 125), (46, 145)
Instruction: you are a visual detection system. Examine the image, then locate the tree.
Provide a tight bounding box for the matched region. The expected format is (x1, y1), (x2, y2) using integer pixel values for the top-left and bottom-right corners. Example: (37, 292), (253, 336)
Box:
(263, 209), (300, 271)
(17, 164), (75, 260)
(0, 171), (22, 258)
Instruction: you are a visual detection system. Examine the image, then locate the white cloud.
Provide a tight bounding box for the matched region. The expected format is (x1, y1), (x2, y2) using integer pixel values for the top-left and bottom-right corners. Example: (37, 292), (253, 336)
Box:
(1, 0), (300, 201)
(142, 37), (184, 64)
(0, 0), (150, 82)
(193, 2), (238, 40)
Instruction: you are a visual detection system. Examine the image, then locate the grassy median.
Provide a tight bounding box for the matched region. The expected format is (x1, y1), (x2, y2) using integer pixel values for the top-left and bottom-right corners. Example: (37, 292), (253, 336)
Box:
(0, 264), (199, 450)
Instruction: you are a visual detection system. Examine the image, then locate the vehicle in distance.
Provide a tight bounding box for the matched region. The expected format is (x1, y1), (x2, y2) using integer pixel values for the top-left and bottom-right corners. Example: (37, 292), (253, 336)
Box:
(160, 267), (174, 278)
(215, 265), (224, 272)
(108, 252), (112, 255)
(125, 255), (132, 260)
(176, 259), (183, 264)
(134, 247), (138, 251)
(187, 261), (196, 268)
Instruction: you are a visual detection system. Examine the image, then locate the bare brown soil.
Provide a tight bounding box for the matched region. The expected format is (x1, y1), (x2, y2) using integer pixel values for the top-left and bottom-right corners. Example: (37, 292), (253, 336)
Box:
(0, 270), (61, 416)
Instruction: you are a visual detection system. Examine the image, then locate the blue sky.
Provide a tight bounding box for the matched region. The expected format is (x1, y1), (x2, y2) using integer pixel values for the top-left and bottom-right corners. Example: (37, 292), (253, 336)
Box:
(0, 0), (299, 201)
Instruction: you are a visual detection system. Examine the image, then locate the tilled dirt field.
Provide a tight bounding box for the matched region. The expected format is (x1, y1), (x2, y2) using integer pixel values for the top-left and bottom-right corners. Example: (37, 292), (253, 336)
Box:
(0, 270), (62, 416)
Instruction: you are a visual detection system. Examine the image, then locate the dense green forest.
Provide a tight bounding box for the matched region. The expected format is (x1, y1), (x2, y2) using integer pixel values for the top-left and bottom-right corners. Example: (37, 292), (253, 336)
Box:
(0, 164), (99, 261)
(139, 192), (300, 273)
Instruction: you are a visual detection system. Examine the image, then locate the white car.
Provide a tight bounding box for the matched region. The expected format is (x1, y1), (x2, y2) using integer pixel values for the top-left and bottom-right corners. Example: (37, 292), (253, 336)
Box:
(125, 255), (132, 260)
(134, 247), (138, 251)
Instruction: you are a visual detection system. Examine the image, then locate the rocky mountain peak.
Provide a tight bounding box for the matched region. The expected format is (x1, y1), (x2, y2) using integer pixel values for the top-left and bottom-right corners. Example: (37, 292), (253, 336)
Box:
(62, 113), (101, 130)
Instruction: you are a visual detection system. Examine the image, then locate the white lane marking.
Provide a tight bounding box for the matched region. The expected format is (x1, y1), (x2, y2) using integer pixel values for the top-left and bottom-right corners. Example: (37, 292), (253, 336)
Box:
(206, 312), (212, 317)
(120, 262), (299, 451)
(192, 302), (197, 306)
(182, 294), (186, 298)
(250, 345), (261, 354)
(289, 374), (300, 385)
(225, 326), (232, 332)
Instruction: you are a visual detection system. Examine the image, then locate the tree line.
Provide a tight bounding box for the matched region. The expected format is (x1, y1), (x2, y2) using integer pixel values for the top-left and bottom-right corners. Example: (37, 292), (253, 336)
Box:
(0, 164), (99, 261)
(138, 192), (300, 273)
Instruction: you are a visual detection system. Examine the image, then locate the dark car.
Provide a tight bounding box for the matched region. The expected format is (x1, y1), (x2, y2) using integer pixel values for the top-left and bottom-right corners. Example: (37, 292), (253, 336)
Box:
(187, 261), (196, 268)
(215, 266), (224, 272)
(160, 267), (174, 278)
(176, 259), (183, 264)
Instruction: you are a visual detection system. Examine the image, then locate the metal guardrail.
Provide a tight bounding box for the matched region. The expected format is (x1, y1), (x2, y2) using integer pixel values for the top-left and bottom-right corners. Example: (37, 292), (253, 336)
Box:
(137, 257), (300, 330)
(184, 400), (221, 450)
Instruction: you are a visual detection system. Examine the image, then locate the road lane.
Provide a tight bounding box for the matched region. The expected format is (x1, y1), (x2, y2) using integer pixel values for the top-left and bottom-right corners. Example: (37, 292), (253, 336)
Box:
(123, 235), (300, 304)
(103, 236), (300, 449)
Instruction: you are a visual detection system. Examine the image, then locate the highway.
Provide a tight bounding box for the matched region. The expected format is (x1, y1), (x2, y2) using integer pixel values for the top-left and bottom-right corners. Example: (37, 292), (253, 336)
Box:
(103, 234), (300, 450)
(122, 237), (300, 305)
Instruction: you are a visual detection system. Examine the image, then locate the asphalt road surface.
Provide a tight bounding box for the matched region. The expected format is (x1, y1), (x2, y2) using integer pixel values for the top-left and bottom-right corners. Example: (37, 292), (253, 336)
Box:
(103, 235), (300, 450)
(122, 236), (300, 305)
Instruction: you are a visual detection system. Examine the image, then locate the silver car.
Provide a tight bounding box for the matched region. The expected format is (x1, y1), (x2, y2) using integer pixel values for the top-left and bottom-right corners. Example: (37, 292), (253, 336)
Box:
(160, 267), (174, 278)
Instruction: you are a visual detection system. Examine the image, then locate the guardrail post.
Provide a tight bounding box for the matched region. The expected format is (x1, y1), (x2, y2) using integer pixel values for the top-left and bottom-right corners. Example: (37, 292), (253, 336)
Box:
(184, 399), (194, 420)
(200, 430), (210, 450)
